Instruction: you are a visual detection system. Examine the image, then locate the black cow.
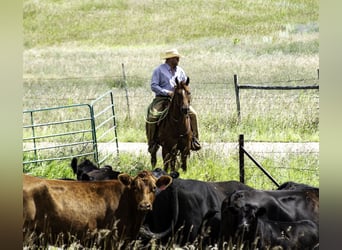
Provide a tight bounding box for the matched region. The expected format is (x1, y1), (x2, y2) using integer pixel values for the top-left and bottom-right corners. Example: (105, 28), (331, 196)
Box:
(220, 188), (319, 249)
(71, 158), (178, 181)
(140, 178), (253, 247)
(84, 165), (121, 180)
(70, 157), (121, 180)
(254, 218), (319, 249)
(277, 181), (319, 191)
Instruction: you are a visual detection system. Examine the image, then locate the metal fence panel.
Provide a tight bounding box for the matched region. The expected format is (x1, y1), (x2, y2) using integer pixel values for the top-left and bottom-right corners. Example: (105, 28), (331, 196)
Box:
(23, 91), (118, 167)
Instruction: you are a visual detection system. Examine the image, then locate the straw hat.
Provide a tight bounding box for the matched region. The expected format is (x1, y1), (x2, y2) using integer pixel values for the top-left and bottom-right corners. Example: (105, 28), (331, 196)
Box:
(160, 49), (183, 59)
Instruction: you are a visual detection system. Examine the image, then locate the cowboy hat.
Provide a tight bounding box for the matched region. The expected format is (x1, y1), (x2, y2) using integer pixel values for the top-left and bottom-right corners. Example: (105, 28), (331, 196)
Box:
(160, 48), (183, 59)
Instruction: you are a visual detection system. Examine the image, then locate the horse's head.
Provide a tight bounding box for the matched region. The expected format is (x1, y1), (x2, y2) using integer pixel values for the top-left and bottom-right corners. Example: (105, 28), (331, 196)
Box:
(174, 77), (191, 115)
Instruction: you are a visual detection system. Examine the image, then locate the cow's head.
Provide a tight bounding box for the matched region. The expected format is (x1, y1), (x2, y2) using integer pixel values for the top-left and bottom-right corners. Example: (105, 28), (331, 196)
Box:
(151, 168), (180, 179)
(71, 157), (99, 180)
(81, 166), (121, 181)
(224, 191), (266, 237)
(118, 171), (172, 212)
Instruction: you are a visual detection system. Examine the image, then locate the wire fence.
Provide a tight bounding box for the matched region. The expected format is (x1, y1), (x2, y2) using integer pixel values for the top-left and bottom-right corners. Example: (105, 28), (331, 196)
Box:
(23, 70), (319, 185)
(237, 134), (318, 189)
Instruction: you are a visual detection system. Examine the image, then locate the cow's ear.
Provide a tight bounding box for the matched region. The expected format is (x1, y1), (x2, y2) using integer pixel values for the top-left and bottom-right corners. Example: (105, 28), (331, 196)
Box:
(170, 171), (180, 179)
(118, 173), (132, 186)
(71, 157), (78, 174)
(156, 175), (172, 191)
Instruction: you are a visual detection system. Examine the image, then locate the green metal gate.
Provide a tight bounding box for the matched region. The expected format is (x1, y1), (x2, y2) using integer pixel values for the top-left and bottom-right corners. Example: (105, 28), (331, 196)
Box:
(23, 90), (119, 167)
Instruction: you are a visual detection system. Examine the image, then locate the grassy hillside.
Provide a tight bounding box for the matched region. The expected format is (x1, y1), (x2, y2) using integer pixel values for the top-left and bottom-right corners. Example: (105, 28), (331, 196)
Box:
(24, 0), (318, 48)
(23, 0), (318, 82)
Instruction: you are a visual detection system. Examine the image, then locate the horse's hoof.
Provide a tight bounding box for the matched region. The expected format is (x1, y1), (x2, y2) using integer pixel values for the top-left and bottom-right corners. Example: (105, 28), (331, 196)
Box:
(191, 140), (201, 151)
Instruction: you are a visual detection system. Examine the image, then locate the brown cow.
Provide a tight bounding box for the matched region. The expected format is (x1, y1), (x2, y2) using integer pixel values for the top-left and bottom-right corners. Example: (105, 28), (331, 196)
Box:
(23, 171), (172, 248)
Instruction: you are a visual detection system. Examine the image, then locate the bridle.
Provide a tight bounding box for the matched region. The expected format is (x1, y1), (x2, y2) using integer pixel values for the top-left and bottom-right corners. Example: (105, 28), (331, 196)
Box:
(169, 82), (191, 123)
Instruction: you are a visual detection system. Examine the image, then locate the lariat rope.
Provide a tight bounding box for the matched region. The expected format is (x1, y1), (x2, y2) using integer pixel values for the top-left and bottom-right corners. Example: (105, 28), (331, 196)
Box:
(145, 97), (171, 124)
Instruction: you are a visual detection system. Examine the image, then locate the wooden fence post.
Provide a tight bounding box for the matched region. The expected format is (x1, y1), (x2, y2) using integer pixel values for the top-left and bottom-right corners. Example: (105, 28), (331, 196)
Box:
(239, 134), (245, 183)
(234, 74), (241, 123)
(121, 63), (131, 120)
(317, 68), (319, 80)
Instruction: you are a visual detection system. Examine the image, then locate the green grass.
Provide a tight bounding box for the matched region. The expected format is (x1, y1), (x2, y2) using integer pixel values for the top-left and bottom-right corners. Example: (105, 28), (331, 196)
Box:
(23, 0), (318, 48)
(24, 148), (319, 190)
(23, 0), (319, 178)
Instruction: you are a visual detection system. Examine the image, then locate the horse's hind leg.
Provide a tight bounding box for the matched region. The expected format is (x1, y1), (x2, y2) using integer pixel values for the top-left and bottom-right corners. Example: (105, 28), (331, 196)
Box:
(180, 152), (189, 172)
(151, 152), (157, 168)
(170, 158), (176, 172)
(162, 149), (173, 172)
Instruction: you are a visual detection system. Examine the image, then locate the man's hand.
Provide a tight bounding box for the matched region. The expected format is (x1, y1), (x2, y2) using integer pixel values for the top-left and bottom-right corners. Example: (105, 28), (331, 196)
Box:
(168, 91), (174, 97)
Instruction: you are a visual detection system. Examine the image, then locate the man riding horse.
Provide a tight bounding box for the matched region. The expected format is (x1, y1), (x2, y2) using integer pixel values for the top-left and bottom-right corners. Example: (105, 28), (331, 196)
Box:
(146, 48), (201, 154)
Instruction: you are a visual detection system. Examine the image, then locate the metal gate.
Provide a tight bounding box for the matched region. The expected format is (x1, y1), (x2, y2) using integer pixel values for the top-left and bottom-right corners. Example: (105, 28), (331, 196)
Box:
(23, 90), (119, 167)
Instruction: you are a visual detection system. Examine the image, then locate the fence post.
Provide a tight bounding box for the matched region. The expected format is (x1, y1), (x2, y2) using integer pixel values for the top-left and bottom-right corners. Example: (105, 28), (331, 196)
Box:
(29, 111), (38, 162)
(121, 63), (131, 120)
(89, 105), (99, 164)
(239, 134), (245, 183)
(234, 74), (241, 123)
(109, 91), (120, 157)
(317, 68), (319, 80)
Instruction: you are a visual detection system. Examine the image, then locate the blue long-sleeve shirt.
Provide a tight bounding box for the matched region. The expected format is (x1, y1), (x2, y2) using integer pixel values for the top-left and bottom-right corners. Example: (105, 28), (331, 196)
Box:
(151, 63), (187, 96)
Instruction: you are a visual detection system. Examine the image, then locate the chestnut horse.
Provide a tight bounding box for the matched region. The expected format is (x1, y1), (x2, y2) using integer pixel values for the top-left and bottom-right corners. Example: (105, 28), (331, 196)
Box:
(148, 77), (192, 172)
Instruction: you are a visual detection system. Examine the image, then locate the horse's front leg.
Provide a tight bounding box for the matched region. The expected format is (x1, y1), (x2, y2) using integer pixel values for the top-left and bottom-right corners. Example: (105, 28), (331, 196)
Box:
(150, 145), (159, 168)
(161, 147), (171, 172)
(162, 146), (176, 172)
(180, 150), (190, 172)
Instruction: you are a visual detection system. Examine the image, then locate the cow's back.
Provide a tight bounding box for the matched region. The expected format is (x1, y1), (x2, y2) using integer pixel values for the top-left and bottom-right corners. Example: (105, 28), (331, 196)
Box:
(143, 179), (253, 246)
(23, 175), (125, 236)
(256, 218), (319, 249)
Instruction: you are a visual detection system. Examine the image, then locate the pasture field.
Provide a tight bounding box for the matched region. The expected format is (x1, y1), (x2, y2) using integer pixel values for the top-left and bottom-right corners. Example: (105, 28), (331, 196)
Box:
(23, 0), (319, 248)
(23, 0), (319, 180)
(23, 0), (319, 143)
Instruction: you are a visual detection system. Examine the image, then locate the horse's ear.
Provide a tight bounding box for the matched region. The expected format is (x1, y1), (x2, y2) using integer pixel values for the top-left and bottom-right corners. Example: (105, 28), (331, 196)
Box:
(175, 77), (179, 85)
(186, 77), (190, 85)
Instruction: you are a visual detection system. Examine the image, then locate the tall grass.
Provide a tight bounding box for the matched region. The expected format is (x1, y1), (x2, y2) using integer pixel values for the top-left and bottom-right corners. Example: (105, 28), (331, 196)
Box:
(23, 82), (319, 143)
(24, 148), (319, 190)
